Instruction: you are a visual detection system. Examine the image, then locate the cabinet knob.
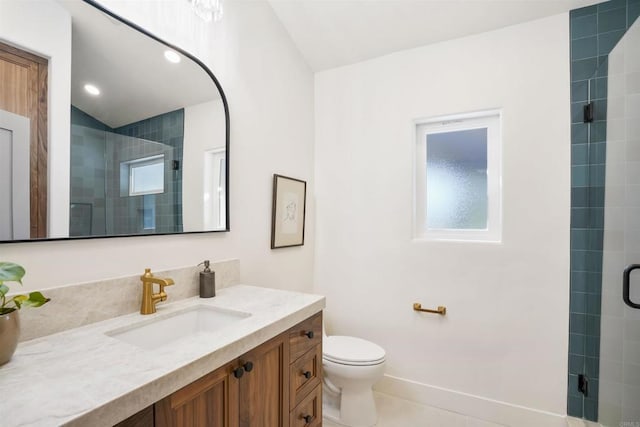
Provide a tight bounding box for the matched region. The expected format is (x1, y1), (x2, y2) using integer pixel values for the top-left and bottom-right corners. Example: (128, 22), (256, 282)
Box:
(243, 361), (254, 372)
(233, 366), (244, 378)
(302, 370), (312, 379)
(304, 331), (314, 339)
(302, 414), (313, 424)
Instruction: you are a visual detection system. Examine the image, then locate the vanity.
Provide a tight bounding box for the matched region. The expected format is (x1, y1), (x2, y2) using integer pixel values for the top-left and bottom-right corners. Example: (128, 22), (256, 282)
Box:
(0, 285), (324, 426)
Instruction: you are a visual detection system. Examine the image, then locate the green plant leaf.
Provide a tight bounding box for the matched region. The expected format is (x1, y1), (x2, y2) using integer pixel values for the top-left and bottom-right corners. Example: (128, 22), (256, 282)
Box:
(20, 292), (50, 308)
(0, 262), (25, 284)
(0, 284), (8, 297)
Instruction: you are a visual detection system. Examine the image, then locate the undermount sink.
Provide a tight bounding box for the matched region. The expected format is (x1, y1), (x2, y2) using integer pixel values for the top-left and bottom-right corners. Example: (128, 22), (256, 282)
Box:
(106, 305), (251, 350)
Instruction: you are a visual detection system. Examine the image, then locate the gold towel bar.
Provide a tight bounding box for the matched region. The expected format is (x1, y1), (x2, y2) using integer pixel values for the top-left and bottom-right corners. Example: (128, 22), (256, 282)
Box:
(413, 303), (446, 316)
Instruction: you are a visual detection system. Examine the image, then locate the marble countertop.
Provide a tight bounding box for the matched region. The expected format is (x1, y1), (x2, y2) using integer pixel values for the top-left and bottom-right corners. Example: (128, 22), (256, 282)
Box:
(0, 285), (325, 427)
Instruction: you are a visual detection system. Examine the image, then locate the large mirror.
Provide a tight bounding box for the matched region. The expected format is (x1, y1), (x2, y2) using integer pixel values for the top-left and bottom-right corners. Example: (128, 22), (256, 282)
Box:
(0, 0), (229, 242)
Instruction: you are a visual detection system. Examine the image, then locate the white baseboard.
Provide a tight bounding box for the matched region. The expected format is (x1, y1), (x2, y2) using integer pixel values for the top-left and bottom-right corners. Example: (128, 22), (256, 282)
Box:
(374, 374), (568, 427)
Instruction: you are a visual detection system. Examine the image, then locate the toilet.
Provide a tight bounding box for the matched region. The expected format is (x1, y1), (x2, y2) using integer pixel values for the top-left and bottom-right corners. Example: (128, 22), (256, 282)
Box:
(322, 331), (386, 427)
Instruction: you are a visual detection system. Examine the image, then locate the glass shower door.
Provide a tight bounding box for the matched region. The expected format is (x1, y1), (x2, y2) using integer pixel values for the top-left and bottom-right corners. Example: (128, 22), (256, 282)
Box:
(598, 17), (640, 426)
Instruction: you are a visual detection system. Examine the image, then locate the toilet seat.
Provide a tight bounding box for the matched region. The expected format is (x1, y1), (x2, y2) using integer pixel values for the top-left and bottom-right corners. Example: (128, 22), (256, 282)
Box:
(323, 335), (386, 366)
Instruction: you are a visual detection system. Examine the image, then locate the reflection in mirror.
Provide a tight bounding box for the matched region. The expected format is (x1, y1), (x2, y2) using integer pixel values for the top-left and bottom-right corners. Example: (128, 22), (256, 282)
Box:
(0, 0), (229, 242)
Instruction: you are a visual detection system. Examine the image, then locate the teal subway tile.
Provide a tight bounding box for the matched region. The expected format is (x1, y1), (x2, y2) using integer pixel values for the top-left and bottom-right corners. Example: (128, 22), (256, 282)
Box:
(572, 187), (589, 207)
(572, 144), (589, 166)
(572, 123), (588, 145)
(598, 0), (626, 12)
(598, 29), (626, 55)
(572, 271), (589, 292)
(572, 13), (598, 39)
(571, 249), (589, 271)
(569, 354), (584, 375)
(570, 333), (587, 355)
(572, 207), (590, 228)
(591, 122), (607, 144)
(571, 291), (588, 313)
(585, 335), (600, 357)
(586, 314), (601, 336)
(572, 36), (598, 60)
(572, 166), (590, 188)
(584, 397), (598, 421)
(572, 229), (589, 250)
(594, 77), (608, 100)
(572, 4), (598, 18)
(595, 56), (609, 77)
(587, 272), (602, 294)
(587, 228), (604, 250)
(589, 164), (606, 187)
(572, 57), (599, 81)
(585, 356), (600, 378)
(598, 7), (627, 32)
(589, 186), (605, 207)
(572, 102), (587, 124)
(588, 207), (604, 228)
(588, 379), (600, 400)
(568, 395), (583, 417)
(569, 374), (584, 398)
(572, 80), (589, 102)
(587, 250), (603, 272)
(571, 312), (587, 333)
(630, 2), (640, 26)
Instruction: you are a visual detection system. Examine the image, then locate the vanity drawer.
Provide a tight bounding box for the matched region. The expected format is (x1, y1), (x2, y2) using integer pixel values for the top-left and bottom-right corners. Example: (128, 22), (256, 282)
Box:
(290, 344), (322, 409)
(289, 311), (322, 361)
(289, 384), (322, 427)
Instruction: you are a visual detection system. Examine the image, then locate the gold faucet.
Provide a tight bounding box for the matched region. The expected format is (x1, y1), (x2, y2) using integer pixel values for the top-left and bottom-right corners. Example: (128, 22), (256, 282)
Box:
(140, 268), (175, 314)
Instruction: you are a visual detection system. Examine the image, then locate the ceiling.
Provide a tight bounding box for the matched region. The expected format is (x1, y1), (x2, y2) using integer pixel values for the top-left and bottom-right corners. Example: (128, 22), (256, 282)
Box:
(268, 0), (601, 71)
(58, 0), (220, 128)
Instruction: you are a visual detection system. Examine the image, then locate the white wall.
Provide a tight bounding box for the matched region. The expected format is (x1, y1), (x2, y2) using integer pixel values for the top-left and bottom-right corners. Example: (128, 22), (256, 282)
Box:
(183, 99), (226, 231)
(0, 0), (71, 238)
(315, 14), (570, 424)
(2, 0), (315, 294)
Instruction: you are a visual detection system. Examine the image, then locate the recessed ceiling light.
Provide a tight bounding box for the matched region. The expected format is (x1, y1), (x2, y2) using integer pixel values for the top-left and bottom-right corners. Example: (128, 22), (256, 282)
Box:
(164, 50), (181, 64)
(84, 84), (100, 96)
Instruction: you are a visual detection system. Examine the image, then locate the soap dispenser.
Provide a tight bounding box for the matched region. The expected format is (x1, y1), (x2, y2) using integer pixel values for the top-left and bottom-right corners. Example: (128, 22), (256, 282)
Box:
(198, 260), (215, 298)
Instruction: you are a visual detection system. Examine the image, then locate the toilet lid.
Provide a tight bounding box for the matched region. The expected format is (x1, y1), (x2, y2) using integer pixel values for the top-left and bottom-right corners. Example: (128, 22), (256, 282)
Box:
(323, 336), (386, 365)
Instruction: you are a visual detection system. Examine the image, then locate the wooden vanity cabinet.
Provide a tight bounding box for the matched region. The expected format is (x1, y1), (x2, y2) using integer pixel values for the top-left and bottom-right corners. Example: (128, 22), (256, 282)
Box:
(120, 312), (323, 427)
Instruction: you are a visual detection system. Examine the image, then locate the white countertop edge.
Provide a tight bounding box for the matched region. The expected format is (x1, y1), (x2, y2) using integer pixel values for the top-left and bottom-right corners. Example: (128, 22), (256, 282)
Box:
(0, 285), (325, 427)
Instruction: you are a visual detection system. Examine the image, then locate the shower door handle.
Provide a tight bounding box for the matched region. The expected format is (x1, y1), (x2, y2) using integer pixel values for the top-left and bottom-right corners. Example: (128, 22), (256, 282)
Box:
(623, 264), (640, 309)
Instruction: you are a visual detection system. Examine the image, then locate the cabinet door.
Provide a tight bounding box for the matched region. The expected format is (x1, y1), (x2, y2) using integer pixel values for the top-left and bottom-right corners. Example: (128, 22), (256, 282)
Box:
(238, 334), (289, 427)
(155, 362), (239, 427)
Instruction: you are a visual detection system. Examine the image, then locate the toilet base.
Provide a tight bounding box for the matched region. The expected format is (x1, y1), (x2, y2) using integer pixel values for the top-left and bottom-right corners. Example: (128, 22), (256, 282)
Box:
(323, 382), (378, 427)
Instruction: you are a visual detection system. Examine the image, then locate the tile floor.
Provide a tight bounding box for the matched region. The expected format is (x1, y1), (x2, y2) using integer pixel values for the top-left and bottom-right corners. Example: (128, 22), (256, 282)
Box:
(322, 392), (504, 427)
(322, 393), (606, 427)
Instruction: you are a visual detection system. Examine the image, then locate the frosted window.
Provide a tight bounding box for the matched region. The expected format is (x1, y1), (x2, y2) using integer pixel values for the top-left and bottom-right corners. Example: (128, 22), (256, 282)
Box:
(426, 129), (487, 230)
(414, 110), (501, 242)
(129, 156), (164, 196)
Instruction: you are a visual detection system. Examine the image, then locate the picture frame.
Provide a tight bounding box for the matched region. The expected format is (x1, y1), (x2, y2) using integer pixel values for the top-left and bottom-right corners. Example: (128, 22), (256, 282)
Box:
(271, 174), (307, 249)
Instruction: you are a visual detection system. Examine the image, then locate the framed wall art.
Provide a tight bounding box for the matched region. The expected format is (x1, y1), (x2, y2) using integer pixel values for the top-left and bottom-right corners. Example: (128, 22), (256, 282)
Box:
(271, 174), (306, 249)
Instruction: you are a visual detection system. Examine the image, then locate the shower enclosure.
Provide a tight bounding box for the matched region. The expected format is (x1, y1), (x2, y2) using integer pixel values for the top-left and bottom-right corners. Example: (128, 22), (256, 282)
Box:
(70, 124), (182, 237)
(569, 4), (640, 424)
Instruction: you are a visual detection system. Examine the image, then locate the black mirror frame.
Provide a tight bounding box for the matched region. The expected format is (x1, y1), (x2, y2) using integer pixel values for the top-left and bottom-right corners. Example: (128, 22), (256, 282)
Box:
(3, 0), (230, 243)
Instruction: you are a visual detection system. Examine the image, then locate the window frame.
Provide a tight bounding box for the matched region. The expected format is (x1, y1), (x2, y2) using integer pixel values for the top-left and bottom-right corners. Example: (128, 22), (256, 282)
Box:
(126, 154), (166, 197)
(413, 110), (502, 243)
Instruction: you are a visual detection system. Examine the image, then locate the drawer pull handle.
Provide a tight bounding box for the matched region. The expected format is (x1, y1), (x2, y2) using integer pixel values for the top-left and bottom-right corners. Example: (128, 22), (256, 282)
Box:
(304, 331), (314, 339)
(243, 361), (254, 372)
(301, 414), (313, 424)
(233, 366), (244, 378)
(302, 370), (312, 379)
